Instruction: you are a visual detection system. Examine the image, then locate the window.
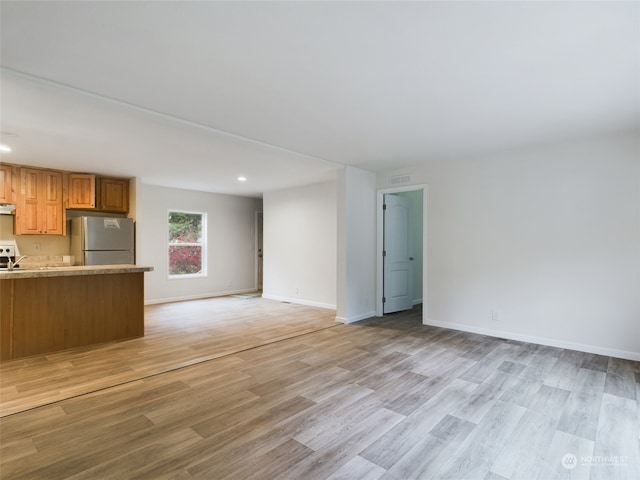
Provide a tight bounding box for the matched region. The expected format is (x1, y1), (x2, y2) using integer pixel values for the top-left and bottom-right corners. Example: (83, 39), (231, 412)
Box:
(168, 211), (206, 277)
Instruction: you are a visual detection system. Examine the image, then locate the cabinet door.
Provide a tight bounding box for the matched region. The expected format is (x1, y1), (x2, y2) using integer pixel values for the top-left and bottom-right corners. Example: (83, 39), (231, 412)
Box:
(0, 164), (13, 204)
(42, 170), (64, 235)
(67, 173), (96, 209)
(16, 168), (64, 235)
(97, 177), (129, 213)
(19, 168), (41, 234)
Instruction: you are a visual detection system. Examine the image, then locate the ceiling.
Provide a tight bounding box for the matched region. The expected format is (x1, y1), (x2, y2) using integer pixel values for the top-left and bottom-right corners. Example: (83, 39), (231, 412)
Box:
(1, 1), (638, 197)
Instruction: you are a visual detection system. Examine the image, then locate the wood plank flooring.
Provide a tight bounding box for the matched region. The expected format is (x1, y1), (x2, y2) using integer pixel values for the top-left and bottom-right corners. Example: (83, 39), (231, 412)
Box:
(0, 296), (336, 417)
(1, 299), (639, 479)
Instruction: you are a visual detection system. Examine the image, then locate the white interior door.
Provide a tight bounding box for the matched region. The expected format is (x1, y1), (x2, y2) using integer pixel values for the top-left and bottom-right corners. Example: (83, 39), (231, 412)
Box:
(383, 194), (413, 314)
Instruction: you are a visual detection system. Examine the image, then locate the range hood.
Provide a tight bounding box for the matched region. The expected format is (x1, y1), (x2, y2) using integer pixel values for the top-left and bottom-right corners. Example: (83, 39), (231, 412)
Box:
(0, 204), (16, 215)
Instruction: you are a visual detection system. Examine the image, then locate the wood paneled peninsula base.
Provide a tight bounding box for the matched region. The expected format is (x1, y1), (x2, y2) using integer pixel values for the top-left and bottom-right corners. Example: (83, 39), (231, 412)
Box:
(0, 265), (153, 361)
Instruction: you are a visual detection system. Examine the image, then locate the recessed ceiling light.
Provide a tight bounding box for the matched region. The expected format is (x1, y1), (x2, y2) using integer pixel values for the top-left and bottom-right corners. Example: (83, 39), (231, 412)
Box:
(237, 176), (247, 182)
(0, 144), (11, 153)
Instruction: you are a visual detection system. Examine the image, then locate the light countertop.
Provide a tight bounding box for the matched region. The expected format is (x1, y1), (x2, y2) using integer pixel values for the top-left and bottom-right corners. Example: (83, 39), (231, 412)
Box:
(0, 264), (154, 279)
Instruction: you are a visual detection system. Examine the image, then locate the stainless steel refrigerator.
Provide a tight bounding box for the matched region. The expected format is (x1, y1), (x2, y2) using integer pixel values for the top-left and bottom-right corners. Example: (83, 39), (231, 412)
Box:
(71, 216), (134, 266)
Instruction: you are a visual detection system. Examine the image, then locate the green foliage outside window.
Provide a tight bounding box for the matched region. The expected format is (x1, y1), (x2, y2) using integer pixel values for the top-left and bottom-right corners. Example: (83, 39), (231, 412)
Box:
(169, 212), (202, 243)
(168, 211), (205, 276)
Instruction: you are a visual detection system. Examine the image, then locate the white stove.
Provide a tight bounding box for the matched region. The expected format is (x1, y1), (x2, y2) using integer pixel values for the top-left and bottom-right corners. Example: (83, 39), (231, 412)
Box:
(0, 245), (19, 269)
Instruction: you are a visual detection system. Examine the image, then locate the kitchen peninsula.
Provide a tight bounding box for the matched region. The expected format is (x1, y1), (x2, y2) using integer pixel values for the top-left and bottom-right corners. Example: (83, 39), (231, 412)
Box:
(0, 265), (153, 361)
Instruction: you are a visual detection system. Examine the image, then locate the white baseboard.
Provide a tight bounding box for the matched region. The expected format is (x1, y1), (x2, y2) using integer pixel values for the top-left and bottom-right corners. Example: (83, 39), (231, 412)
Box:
(335, 311), (377, 324)
(145, 288), (258, 305)
(423, 318), (640, 362)
(261, 293), (336, 311)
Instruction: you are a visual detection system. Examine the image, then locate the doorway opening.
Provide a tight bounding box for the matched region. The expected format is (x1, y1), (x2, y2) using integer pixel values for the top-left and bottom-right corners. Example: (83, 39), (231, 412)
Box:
(376, 185), (426, 318)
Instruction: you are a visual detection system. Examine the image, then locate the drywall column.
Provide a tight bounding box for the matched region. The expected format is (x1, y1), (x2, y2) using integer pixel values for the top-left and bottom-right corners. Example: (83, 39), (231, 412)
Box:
(336, 166), (377, 323)
(262, 181), (337, 309)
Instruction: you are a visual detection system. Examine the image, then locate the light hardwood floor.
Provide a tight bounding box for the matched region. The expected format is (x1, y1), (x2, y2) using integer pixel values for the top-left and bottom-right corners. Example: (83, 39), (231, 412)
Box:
(1, 298), (638, 479)
(0, 296), (336, 417)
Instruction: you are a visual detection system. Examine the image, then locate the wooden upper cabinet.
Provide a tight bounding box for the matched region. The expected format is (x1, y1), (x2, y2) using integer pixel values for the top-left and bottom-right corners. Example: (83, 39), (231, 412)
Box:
(8, 164), (130, 231)
(66, 174), (130, 213)
(67, 173), (96, 209)
(0, 164), (14, 204)
(97, 176), (129, 213)
(16, 167), (64, 235)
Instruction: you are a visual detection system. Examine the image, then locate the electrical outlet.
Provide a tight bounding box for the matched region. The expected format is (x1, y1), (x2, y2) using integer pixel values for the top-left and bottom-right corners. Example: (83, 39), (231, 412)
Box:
(492, 309), (500, 322)
(34, 243), (41, 252)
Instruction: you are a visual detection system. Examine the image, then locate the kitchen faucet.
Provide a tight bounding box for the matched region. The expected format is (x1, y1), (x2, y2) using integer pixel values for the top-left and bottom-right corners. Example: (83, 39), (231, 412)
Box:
(6, 255), (26, 271)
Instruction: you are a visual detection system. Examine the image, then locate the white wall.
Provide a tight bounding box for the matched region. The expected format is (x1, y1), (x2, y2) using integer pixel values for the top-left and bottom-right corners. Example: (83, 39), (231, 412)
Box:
(337, 166), (377, 323)
(137, 182), (262, 304)
(262, 180), (337, 309)
(378, 132), (640, 360)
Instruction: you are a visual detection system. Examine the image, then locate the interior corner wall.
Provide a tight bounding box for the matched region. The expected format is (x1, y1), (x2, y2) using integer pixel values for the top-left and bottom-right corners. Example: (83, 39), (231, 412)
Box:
(337, 166), (377, 323)
(137, 183), (262, 304)
(262, 180), (337, 309)
(378, 132), (640, 360)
